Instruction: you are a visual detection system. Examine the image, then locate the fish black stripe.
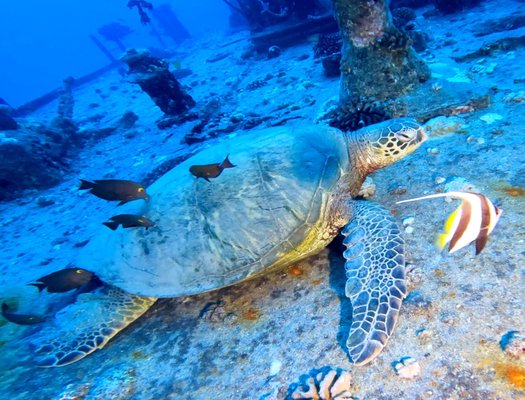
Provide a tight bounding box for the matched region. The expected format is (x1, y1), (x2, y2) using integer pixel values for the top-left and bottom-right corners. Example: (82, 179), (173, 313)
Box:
(449, 200), (472, 252)
(475, 194), (491, 255)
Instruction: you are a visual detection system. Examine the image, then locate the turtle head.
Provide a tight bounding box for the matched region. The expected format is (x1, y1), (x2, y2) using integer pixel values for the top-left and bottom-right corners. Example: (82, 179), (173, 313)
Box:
(352, 118), (427, 173)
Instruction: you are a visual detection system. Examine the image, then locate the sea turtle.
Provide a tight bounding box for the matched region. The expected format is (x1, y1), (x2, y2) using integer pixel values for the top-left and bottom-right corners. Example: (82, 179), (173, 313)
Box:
(30, 118), (426, 367)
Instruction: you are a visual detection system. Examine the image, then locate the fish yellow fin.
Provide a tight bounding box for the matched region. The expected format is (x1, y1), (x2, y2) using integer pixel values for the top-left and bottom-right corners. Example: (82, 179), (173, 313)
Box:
(435, 233), (448, 250)
(434, 204), (462, 250)
(443, 204), (462, 233)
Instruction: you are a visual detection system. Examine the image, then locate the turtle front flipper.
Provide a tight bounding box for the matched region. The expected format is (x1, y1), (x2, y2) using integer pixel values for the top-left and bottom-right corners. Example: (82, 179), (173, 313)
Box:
(341, 200), (406, 365)
(29, 286), (157, 367)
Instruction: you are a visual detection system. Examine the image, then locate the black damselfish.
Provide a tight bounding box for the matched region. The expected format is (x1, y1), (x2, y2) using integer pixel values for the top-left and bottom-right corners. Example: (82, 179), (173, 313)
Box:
(1, 302), (45, 325)
(79, 179), (149, 205)
(103, 214), (155, 231)
(29, 268), (94, 293)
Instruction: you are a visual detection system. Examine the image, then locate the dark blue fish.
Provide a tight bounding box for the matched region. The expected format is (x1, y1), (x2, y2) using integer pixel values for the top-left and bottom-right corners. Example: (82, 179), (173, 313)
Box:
(79, 179), (149, 206)
(2, 302), (45, 325)
(103, 214), (155, 231)
(29, 268), (94, 293)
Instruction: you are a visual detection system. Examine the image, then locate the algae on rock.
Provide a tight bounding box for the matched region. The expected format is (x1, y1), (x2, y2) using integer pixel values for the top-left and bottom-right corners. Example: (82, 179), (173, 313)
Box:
(332, 0), (430, 102)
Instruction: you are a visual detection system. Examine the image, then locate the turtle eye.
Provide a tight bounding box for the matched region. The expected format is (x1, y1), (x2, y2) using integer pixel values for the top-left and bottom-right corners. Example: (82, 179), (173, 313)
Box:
(395, 129), (416, 142)
(138, 187), (145, 193)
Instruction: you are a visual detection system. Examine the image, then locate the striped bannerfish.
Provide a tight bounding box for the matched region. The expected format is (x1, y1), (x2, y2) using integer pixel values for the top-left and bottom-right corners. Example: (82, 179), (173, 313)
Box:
(396, 191), (502, 255)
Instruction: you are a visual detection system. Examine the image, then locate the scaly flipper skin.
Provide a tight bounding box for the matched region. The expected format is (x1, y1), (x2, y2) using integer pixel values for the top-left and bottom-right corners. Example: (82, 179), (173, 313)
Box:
(342, 200), (406, 365)
(30, 286), (157, 367)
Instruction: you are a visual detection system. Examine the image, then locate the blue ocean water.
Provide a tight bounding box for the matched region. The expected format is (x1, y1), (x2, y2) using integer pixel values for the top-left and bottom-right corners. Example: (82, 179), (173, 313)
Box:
(0, 0), (229, 107)
(0, 1), (524, 399)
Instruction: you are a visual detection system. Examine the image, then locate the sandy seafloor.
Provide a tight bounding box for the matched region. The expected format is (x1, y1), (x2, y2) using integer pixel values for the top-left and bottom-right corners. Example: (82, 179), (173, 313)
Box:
(0, 1), (524, 399)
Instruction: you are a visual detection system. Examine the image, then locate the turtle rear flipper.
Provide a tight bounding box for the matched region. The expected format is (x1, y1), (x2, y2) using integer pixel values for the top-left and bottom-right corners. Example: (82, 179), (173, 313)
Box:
(342, 200), (406, 365)
(29, 286), (156, 367)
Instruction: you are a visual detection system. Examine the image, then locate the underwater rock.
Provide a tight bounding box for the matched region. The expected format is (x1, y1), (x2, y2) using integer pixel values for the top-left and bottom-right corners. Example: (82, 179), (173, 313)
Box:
(391, 10), (429, 54)
(240, 44), (257, 59)
(479, 113), (503, 124)
(474, 14), (525, 37)
(36, 195), (56, 207)
(245, 79), (268, 91)
(314, 32), (342, 59)
(321, 53), (341, 77)
(269, 359), (282, 376)
(51, 77), (79, 143)
(155, 112), (199, 130)
(333, 0), (430, 101)
(0, 125), (73, 200)
(287, 367), (356, 399)
(406, 264), (423, 288)
(390, 80), (489, 121)
(392, 7), (416, 30)
(119, 111), (139, 129)
(388, 184), (407, 195)
(503, 90), (525, 103)
(406, 29), (429, 52)
(433, 0), (483, 14)
(121, 49), (195, 115)
(0, 74), (88, 200)
(453, 31), (525, 62)
(500, 331), (525, 361)
(393, 356), (421, 379)
(424, 116), (467, 137)
(469, 60), (497, 76)
(56, 383), (91, 400)
(182, 117), (248, 144)
(78, 126), (118, 142)
(242, 115), (268, 129)
(358, 177), (376, 198)
(402, 216), (415, 226)
(199, 300), (235, 323)
(404, 290), (433, 312)
(441, 176), (479, 194)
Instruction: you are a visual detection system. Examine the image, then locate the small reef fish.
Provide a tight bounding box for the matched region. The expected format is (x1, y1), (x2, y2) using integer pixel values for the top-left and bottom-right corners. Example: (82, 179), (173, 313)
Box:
(29, 268), (94, 293)
(396, 191), (502, 255)
(79, 179), (149, 205)
(103, 214), (155, 231)
(1, 302), (45, 325)
(189, 155), (235, 182)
